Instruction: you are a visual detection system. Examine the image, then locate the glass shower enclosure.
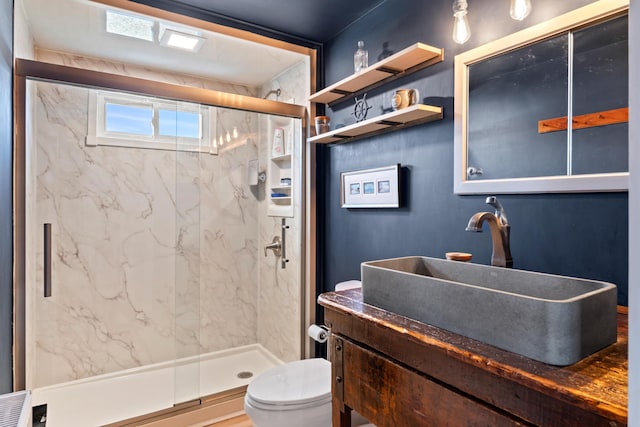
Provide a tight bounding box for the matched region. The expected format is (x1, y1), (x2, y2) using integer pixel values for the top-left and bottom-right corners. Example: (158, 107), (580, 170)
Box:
(15, 60), (306, 426)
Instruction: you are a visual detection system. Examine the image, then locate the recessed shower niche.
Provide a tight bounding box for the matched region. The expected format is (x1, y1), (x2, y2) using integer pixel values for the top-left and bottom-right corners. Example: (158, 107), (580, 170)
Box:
(267, 116), (299, 217)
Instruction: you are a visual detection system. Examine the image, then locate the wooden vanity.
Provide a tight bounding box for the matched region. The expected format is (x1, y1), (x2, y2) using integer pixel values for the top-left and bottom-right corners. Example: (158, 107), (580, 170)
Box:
(319, 289), (627, 427)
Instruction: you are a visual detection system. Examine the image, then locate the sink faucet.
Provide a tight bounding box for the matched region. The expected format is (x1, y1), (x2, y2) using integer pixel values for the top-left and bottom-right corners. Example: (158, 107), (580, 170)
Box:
(466, 196), (513, 268)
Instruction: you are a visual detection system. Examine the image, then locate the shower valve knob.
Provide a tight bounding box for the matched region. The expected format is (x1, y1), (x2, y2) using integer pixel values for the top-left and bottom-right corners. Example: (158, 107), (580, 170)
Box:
(264, 236), (282, 257)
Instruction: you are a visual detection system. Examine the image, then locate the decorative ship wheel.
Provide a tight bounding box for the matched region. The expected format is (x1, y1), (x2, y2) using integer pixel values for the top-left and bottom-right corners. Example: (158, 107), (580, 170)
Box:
(352, 93), (372, 122)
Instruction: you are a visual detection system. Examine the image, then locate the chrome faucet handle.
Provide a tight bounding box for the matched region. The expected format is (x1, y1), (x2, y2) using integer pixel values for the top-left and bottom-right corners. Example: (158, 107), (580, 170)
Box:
(485, 196), (509, 226)
(264, 236), (282, 257)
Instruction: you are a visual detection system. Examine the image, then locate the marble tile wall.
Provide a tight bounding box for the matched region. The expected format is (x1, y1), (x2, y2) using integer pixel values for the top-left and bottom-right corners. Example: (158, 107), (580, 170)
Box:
(27, 52), (263, 388)
(32, 82), (178, 387)
(197, 107), (261, 354)
(36, 49), (256, 97)
(257, 60), (309, 363)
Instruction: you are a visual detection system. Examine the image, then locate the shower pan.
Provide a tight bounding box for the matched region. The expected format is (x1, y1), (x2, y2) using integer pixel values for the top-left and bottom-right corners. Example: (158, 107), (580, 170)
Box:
(15, 60), (307, 426)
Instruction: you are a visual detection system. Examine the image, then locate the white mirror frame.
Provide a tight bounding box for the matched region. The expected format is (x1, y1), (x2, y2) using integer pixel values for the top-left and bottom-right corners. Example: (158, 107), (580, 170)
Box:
(453, 0), (629, 194)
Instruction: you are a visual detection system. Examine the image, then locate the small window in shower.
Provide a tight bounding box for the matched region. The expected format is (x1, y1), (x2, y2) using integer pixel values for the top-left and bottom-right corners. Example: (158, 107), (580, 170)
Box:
(87, 90), (217, 154)
(105, 102), (153, 136)
(158, 109), (201, 139)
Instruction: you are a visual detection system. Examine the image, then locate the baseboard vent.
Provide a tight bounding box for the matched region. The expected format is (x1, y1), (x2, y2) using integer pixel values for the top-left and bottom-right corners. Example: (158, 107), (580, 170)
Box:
(0, 391), (32, 427)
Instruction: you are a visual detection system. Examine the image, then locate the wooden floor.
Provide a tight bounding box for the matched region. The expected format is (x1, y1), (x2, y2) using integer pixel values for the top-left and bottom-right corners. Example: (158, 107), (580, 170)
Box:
(105, 387), (253, 427)
(205, 414), (252, 427)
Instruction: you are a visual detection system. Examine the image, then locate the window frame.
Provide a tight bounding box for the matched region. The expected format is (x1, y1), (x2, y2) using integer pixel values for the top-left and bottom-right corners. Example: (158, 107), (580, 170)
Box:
(87, 90), (217, 154)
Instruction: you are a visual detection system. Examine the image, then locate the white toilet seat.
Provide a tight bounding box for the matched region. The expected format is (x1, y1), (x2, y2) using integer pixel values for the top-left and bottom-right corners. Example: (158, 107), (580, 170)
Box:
(245, 358), (331, 411)
(245, 357), (376, 427)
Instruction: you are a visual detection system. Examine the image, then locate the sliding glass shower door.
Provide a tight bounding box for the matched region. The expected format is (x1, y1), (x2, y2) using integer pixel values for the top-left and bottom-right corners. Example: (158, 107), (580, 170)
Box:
(172, 99), (205, 405)
(26, 80), (203, 416)
(22, 73), (305, 426)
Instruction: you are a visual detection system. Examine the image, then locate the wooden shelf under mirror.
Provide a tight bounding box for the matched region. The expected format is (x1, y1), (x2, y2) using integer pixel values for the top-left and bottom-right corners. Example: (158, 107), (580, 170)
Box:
(308, 104), (443, 145)
(309, 43), (444, 105)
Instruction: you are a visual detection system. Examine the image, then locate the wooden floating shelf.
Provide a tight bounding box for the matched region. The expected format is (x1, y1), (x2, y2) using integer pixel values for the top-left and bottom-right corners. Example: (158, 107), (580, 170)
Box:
(309, 43), (444, 105)
(308, 104), (443, 144)
(538, 107), (628, 133)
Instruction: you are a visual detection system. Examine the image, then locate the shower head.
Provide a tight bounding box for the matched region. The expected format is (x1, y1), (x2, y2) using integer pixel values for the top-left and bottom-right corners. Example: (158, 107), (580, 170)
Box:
(263, 88), (281, 100)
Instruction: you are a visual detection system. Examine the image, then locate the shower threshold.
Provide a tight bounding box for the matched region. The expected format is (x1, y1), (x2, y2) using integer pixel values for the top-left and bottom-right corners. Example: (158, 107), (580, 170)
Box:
(30, 344), (281, 427)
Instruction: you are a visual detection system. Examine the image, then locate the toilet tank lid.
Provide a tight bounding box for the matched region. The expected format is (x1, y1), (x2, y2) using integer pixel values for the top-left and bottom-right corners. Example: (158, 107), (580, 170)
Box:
(247, 358), (331, 406)
(335, 280), (361, 291)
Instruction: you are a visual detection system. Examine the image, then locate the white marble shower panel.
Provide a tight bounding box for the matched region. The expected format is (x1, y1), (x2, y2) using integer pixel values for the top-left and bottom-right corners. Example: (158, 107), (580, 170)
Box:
(36, 49), (257, 97)
(257, 217), (301, 363)
(174, 152), (203, 360)
(256, 60), (309, 363)
(198, 109), (259, 353)
(263, 59), (309, 105)
(29, 79), (262, 388)
(27, 48), (308, 389)
(32, 82), (179, 387)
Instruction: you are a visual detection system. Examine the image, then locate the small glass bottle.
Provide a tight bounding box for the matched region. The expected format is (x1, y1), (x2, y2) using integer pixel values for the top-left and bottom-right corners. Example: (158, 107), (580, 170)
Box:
(354, 40), (368, 73)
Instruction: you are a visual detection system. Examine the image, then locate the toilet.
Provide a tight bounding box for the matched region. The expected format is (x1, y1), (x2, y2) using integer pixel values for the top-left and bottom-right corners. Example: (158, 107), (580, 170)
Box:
(244, 358), (331, 427)
(245, 281), (372, 427)
(244, 358), (373, 427)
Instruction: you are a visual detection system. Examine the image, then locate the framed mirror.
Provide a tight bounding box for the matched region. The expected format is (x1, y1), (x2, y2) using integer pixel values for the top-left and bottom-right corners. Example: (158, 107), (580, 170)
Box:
(454, 0), (629, 194)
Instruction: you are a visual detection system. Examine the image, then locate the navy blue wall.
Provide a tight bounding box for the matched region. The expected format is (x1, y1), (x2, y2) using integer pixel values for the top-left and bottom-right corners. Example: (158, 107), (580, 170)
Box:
(0, 0), (13, 393)
(318, 0), (629, 323)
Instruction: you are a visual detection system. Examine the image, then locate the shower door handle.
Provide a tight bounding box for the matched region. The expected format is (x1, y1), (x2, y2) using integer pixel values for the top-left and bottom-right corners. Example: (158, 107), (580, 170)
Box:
(280, 218), (289, 269)
(44, 223), (52, 297)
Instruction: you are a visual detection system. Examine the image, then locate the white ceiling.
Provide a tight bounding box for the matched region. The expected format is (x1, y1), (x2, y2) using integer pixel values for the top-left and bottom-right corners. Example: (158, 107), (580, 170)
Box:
(18, 0), (308, 87)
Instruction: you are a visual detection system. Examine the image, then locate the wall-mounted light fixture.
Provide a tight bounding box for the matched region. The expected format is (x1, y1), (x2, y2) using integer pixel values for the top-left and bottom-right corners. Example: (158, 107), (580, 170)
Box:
(510, 0), (532, 20)
(452, 0), (471, 44)
(452, 0), (533, 44)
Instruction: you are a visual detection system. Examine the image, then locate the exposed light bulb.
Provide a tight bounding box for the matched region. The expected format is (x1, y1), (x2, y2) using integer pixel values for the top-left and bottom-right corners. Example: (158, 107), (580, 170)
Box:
(226, 130), (231, 142)
(219, 135), (224, 146)
(232, 126), (238, 139)
(452, 0), (470, 45)
(453, 12), (471, 44)
(510, 0), (531, 20)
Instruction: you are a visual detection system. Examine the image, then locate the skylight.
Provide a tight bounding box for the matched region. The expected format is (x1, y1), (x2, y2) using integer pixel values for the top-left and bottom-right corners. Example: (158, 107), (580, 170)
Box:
(106, 10), (154, 42)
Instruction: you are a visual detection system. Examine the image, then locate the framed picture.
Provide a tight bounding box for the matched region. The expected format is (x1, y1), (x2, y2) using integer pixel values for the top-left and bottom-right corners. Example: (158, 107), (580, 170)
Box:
(341, 164), (401, 208)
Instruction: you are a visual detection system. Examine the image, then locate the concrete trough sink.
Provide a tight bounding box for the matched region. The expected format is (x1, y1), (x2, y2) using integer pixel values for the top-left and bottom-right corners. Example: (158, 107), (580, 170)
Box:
(361, 256), (617, 365)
